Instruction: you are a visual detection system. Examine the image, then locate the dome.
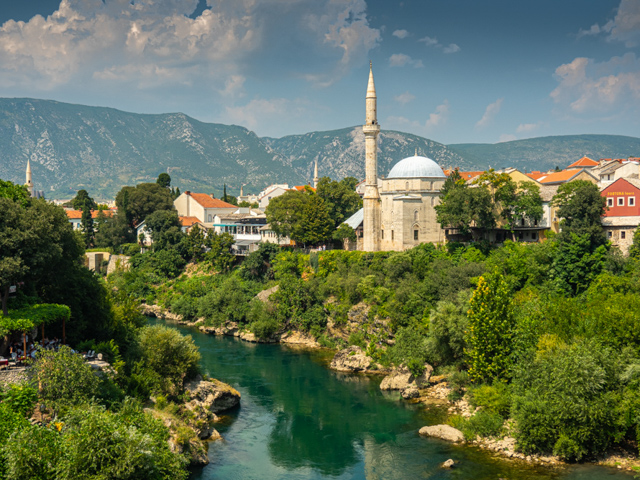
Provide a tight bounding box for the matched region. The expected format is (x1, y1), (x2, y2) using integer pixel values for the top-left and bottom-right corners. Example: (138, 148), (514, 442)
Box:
(387, 155), (446, 179)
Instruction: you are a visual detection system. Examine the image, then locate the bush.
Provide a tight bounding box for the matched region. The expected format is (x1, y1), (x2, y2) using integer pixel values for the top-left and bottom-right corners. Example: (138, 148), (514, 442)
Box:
(512, 340), (622, 460)
(3, 424), (61, 480)
(30, 346), (100, 412)
(426, 290), (470, 366)
(389, 326), (427, 376)
(136, 325), (201, 396)
(468, 382), (511, 418)
(463, 411), (505, 440)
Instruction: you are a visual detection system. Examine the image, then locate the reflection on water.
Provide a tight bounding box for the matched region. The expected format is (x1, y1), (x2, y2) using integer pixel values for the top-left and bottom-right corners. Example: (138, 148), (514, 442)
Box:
(164, 324), (634, 480)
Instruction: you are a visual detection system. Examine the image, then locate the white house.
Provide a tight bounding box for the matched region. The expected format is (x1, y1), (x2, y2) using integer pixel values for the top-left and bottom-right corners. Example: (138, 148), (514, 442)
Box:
(174, 191), (237, 224)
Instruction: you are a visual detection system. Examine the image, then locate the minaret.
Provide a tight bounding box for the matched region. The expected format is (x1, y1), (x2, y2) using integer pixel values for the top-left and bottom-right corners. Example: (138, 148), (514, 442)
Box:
(363, 62), (381, 251)
(25, 159), (34, 197)
(313, 159), (319, 189)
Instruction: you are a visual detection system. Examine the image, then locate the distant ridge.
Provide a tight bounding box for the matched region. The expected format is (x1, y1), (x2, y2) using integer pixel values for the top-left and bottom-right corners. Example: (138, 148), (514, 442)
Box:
(0, 98), (639, 199)
(448, 135), (640, 172)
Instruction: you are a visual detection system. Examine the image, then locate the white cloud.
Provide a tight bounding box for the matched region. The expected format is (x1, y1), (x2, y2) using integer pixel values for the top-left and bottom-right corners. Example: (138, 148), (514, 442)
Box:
(385, 100), (450, 135)
(224, 97), (307, 133)
(443, 43), (460, 54)
(577, 0), (640, 47)
(516, 123), (540, 133)
(394, 91), (416, 104)
(475, 98), (504, 128)
(425, 100), (449, 128)
(498, 134), (517, 143)
(608, 0), (640, 47)
(392, 29), (409, 39)
(389, 53), (424, 68)
(550, 53), (640, 114)
(0, 0), (380, 94)
(418, 35), (461, 54)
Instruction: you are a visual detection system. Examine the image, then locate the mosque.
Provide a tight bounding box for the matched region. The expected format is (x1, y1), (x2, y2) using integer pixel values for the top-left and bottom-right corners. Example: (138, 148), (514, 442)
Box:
(346, 64), (446, 251)
(25, 159), (45, 199)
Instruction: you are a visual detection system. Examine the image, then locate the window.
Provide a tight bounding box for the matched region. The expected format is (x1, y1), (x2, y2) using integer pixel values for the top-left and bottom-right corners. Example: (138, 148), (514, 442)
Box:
(534, 219), (538, 226)
(414, 210), (418, 221)
(608, 231), (613, 238)
(630, 197), (636, 206)
(391, 230), (394, 240)
(521, 218), (525, 226)
(607, 198), (614, 207)
(381, 230), (384, 239)
(208, 214), (212, 222)
(405, 181), (409, 191)
(618, 197), (625, 206)
(414, 230), (419, 241)
(430, 197), (434, 206)
(532, 232), (538, 240)
(622, 231), (626, 239)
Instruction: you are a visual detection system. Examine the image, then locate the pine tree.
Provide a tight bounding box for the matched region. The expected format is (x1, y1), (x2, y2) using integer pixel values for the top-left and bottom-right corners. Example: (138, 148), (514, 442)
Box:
(81, 205), (95, 248)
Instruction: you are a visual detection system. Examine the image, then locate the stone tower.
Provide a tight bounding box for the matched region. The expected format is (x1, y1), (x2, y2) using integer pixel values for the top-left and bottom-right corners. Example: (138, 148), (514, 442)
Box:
(363, 62), (381, 251)
(25, 159), (34, 197)
(313, 158), (319, 189)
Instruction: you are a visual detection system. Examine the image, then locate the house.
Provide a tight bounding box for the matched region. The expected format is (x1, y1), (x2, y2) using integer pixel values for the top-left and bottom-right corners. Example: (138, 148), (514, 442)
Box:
(596, 159), (639, 185)
(179, 216), (207, 234)
(135, 221), (153, 246)
(173, 191), (236, 224)
(65, 209), (114, 230)
(257, 184), (289, 209)
(260, 224), (292, 246)
(212, 208), (267, 255)
(600, 178), (640, 253)
(566, 156), (599, 169)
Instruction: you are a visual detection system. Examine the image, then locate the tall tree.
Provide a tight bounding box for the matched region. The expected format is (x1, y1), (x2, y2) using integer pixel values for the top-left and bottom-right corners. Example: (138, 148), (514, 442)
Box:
(71, 189), (97, 211)
(552, 180), (607, 248)
(156, 173), (171, 188)
(145, 210), (184, 251)
(0, 179), (30, 205)
(115, 183), (174, 229)
(80, 205), (95, 248)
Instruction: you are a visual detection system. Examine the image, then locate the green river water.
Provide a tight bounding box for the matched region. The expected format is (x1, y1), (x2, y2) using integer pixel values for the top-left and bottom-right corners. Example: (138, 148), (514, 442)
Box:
(162, 322), (635, 480)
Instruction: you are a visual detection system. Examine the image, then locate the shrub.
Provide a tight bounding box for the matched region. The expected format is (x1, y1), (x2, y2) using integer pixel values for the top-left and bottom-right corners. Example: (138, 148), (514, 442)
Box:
(137, 325), (201, 396)
(3, 424), (61, 480)
(426, 290), (470, 366)
(468, 382), (511, 418)
(388, 327), (427, 376)
(463, 411), (505, 440)
(512, 340), (622, 461)
(30, 346), (100, 412)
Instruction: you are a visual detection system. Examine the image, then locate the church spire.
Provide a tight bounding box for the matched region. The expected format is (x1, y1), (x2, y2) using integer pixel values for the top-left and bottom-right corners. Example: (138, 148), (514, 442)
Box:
(313, 158), (319, 189)
(25, 159), (34, 197)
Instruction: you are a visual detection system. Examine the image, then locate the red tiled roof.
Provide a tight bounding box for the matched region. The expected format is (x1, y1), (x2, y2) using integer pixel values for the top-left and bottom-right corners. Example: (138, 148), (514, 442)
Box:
(291, 185), (315, 192)
(567, 156), (598, 168)
(538, 169), (583, 184)
(66, 209), (113, 219)
(179, 216), (202, 227)
(189, 193), (236, 209)
(443, 170), (484, 181)
(526, 171), (546, 180)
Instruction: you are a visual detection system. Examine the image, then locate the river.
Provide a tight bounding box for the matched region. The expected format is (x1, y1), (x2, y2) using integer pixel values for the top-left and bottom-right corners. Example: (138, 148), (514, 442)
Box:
(161, 322), (634, 480)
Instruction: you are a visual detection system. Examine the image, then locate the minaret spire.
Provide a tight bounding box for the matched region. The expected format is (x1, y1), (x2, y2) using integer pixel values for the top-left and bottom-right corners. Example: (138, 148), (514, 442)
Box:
(25, 159), (34, 197)
(313, 159), (319, 189)
(363, 62), (381, 252)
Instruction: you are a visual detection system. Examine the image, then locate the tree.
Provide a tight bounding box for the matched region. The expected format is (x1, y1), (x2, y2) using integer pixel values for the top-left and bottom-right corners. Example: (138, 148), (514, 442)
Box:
(205, 232), (235, 272)
(435, 182), (495, 236)
(474, 172), (543, 232)
(465, 272), (515, 382)
(333, 223), (356, 245)
(316, 176), (362, 229)
(80, 205), (94, 248)
(0, 198), (83, 315)
(71, 189), (97, 211)
(137, 325), (200, 396)
(266, 190), (333, 246)
(115, 183), (174, 229)
(629, 227), (640, 258)
(144, 210), (184, 251)
(552, 180), (607, 248)
(240, 242), (280, 281)
(93, 211), (134, 250)
(0, 179), (30, 205)
(182, 224), (205, 262)
(156, 172), (171, 188)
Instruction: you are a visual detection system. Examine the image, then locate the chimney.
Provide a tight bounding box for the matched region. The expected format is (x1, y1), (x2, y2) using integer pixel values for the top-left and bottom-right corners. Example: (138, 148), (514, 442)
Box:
(185, 191), (191, 195)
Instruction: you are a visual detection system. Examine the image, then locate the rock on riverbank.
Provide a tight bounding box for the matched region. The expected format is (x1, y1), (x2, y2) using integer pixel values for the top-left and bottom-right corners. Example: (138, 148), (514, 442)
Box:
(419, 424), (465, 443)
(380, 364), (433, 399)
(329, 346), (388, 374)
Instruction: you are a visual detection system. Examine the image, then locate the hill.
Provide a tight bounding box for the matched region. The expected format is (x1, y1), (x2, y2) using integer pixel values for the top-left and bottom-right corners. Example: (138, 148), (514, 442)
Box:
(448, 135), (640, 172)
(0, 98), (471, 199)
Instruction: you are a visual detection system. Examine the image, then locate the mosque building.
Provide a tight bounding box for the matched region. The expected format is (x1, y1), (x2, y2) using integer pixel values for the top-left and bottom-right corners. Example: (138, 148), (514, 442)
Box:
(346, 64), (446, 251)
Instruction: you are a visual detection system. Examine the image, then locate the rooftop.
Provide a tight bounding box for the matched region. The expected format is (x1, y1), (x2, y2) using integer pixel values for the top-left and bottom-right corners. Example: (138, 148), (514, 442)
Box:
(567, 156), (598, 169)
(387, 155), (446, 179)
(187, 192), (236, 209)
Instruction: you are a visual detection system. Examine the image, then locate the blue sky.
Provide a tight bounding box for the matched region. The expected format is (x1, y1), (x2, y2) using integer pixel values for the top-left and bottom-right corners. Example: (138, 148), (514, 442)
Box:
(0, 0), (638, 144)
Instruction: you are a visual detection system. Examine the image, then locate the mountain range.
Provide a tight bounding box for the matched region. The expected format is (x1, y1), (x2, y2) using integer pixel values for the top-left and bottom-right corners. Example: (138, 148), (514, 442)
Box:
(1, 98), (639, 200)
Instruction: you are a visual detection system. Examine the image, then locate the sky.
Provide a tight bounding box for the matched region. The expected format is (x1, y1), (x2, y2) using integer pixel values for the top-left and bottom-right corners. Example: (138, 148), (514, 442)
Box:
(0, 0), (638, 145)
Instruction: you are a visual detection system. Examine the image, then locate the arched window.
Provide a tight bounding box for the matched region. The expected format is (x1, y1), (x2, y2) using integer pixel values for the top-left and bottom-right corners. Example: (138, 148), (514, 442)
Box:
(430, 197), (434, 206)
(414, 210), (418, 222)
(405, 181), (409, 191)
